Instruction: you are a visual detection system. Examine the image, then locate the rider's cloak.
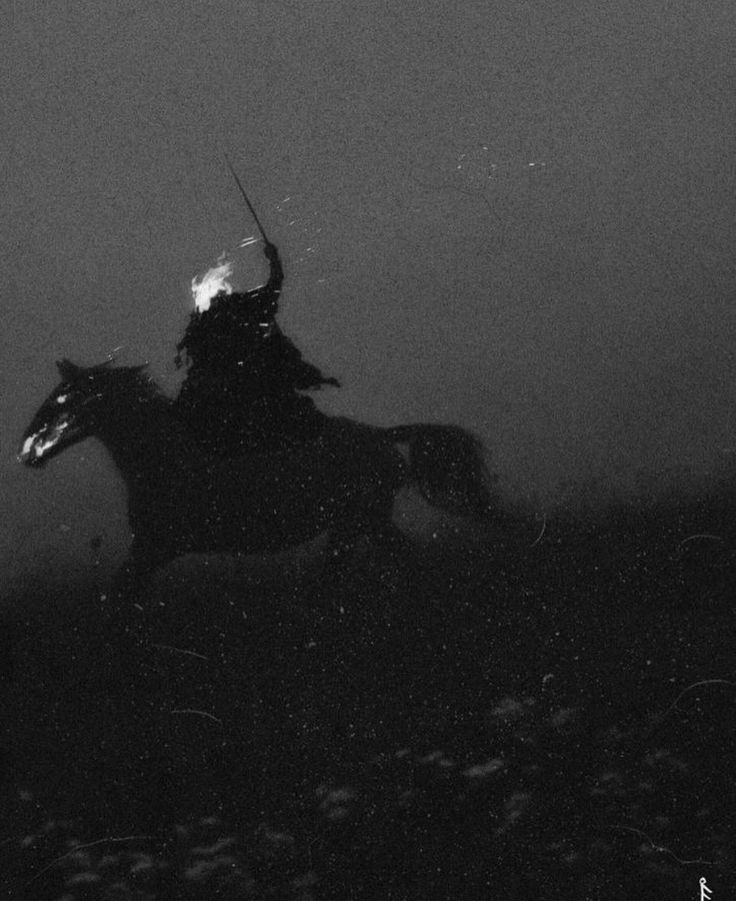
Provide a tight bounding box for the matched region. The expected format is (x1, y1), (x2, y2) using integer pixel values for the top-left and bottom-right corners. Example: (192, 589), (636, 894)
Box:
(174, 242), (339, 455)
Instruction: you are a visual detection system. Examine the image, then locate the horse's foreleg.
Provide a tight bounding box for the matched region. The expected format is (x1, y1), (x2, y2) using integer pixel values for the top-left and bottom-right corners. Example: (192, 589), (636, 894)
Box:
(111, 540), (170, 603)
(111, 559), (148, 603)
(103, 544), (174, 650)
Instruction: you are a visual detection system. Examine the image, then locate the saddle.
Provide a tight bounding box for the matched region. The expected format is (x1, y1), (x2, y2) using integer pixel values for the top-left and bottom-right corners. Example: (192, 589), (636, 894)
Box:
(175, 383), (329, 457)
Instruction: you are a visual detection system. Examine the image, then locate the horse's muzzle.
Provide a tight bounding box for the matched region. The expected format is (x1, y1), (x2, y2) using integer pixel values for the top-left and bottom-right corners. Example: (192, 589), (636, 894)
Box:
(17, 437), (46, 467)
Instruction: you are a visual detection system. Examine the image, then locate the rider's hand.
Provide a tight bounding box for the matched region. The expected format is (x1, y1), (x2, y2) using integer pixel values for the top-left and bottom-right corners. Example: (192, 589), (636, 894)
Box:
(263, 242), (279, 262)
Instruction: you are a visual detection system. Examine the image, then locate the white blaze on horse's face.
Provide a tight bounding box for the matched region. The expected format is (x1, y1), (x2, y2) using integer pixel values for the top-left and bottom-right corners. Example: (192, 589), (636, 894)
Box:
(191, 252), (234, 312)
(18, 414), (73, 465)
(18, 372), (89, 467)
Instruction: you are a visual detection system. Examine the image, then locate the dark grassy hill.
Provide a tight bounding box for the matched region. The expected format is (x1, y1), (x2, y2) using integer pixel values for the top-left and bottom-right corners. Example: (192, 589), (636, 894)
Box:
(1, 487), (735, 899)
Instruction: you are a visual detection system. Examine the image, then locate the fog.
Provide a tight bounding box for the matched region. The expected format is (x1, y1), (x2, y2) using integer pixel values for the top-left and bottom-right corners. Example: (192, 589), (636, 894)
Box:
(2, 0), (735, 594)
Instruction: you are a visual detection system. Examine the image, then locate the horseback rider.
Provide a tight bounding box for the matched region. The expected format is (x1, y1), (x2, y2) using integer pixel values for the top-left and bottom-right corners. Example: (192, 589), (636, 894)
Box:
(174, 222), (339, 456)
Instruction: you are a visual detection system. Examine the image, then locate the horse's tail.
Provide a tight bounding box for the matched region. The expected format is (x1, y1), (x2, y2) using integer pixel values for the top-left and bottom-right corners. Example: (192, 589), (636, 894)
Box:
(386, 424), (497, 517)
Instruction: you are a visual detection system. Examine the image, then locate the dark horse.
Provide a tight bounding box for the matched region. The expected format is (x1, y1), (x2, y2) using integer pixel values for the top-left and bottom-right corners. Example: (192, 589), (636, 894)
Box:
(18, 359), (497, 596)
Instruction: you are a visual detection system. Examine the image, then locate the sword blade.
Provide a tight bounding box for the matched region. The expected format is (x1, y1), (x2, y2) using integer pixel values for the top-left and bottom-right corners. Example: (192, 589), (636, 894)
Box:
(224, 154), (272, 246)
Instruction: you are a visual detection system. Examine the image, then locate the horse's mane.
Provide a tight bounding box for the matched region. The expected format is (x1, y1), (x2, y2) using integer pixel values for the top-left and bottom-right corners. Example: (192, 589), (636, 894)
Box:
(78, 360), (171, 409)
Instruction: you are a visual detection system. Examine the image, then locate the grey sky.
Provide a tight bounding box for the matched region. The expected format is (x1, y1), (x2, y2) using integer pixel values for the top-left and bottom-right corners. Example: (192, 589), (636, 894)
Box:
(2, 0), (735, 592)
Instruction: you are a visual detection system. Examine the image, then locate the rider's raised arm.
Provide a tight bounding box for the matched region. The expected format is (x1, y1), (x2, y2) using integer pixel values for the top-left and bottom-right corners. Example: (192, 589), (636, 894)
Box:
(263, 241), (284, 298)
(224, 156), (283, 297)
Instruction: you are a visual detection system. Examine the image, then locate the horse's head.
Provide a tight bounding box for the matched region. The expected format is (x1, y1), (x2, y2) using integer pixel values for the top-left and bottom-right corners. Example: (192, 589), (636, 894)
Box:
(18, 358), (153, 467)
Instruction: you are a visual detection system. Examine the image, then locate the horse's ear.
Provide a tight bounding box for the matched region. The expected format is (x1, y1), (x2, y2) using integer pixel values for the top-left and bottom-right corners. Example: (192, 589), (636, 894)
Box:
(56, 359), (79, 380)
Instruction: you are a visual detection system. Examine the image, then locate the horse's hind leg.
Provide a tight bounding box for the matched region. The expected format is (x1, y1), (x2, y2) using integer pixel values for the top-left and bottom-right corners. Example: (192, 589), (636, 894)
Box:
(319, 499), (415, 613)
(324, 492), (405, 564)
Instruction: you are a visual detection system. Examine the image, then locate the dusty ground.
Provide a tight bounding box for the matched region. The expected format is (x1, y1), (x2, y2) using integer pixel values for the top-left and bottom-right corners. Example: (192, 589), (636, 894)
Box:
(1, 490), (735, 899)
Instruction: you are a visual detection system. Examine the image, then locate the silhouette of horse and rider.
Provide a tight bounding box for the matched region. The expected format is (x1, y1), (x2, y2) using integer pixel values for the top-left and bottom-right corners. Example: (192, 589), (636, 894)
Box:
(18, 168), (497, 597)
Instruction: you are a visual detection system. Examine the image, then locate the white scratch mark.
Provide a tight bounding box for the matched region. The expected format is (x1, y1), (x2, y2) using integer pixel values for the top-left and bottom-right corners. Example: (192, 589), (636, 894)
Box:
(171, 708), (223, 724)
